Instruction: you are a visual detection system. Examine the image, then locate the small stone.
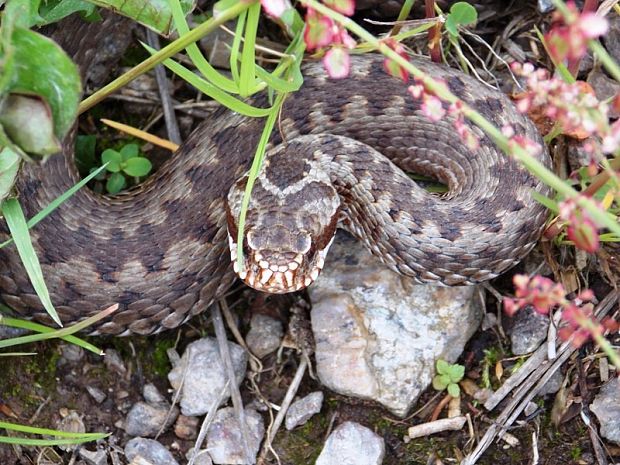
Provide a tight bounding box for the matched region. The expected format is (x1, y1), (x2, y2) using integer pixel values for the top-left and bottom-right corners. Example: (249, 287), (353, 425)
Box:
(86, 386), (107, 404)
(246, 314), (283, 358)
(206, 407), (265, 464)
(60, 344), (84, 363)
(590, 377), (620, 445)
(588, 70), (620, 118)
(167, 338), (248, 416)
(309, 233), (482, 417)
(79, 448), (108, 465)
(604, 15), (620, 68)
(538, 369), (563, 396)
(174, 415), (199, 440)
(509, 306), (549, 355)
(316, 421), (385, 465)
(186, 448), (213, 465)
(56, 410), (85, 452)
(104, 348), (127, 376)
(143, 383), (166, 404)
(125, 401), (179, 437)
(124, 438), (179, 465)
(285, 391), (324, 430)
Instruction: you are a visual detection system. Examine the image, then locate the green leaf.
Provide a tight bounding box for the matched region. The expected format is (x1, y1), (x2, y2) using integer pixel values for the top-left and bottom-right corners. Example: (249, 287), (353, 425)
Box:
(445, 2), (477, 37)
(0, 147), (20, 203)
(432, 374), (449, 391)
(101, 149), (122, 172)
(123, 157), (152, 177)
(436, 359), (450, 375)
(88, 0), (194, 36)
(106, 172), (126, 194)
(36, 0), (97, 26)
(7, 28), (81, 139)
(1, 198), (62, 326)
(119, 143), (140, 160)
(447, 364), (465, 383)
(447, 383), (461, 398)
(532, 191), (559, 214)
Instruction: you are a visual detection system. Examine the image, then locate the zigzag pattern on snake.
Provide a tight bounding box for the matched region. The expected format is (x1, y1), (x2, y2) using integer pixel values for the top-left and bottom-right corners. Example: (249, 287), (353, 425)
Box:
(0, 18), (551, 336)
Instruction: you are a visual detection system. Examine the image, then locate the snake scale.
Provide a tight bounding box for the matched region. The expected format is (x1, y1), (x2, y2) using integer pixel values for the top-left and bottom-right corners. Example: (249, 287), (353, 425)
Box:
(0, 15), (551, 336)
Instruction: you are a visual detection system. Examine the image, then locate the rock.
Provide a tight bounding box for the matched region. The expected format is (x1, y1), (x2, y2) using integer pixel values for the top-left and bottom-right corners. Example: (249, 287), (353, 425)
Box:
(246, 314), (283, 358)
(285, 391), (324, 430)
(588, 70), (620, 118)
(104, 348), (127, 376)
(56, 410), (85, 452)
(167, 338), (248, 416)
(309, 233), (482, 417)
(174, 415), (199, 440)
(79, 448), (108, 465)
(143, 383), (167, 404)
(316, 421), (385, 465)
(206, 407), (265, 464)
(60, 344), (84, 363)
(125, 401), (178, 437)
(125, 438), (179, 465)
(187, 448), (213, 465)
(509, 306), (549, 355)
(590, 377), (620, 445)
(604, 15), (620, 69)
(86, 385), (107, 404)
(538, 369), (563, 396)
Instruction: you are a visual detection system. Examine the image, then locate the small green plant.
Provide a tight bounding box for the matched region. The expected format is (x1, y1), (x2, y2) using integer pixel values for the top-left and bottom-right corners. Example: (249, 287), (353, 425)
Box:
(432, 359), (465, 398)
(100, 144), (152, 194)
(443, 1), (477, 38)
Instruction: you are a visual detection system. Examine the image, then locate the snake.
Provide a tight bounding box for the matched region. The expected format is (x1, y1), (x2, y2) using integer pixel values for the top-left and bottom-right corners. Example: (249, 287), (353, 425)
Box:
(0, 15), (551, 336)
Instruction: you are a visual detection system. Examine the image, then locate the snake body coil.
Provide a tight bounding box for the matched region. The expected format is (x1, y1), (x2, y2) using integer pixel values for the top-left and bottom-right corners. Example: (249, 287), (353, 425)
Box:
(0, 22), (550, 335)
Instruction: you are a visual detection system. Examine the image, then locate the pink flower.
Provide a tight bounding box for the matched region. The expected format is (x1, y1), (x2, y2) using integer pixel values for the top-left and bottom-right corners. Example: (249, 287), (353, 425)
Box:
(261, 0), (290, 18)
(421, 94), (445, 122)
(323, 0), (355, 16)
(304, 8), (335, 51)
(323, 47), (350, 79)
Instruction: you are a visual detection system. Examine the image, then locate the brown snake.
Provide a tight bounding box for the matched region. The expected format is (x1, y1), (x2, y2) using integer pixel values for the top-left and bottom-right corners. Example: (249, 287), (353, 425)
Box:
(0, 16), (551, 336)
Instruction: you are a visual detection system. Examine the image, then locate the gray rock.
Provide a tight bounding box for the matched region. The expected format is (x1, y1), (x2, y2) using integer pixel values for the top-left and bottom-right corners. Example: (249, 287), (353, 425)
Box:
(168, 338), (248, 416)
(86, 385), (107, 404)
(143, 383), (166, 404)
(285, 391), (324, 430)
(590, 377), (620, 445)
(104, 348), (127, 376)
(78, 448), (108, 465)
(509, 306), (549, 355)
(187, 448), (213, 465)
(125, 438), (179, 465)
(174, 414), (199, 440)
(604, 15), (620, 67)
(125, 401), (178, 437)
(538, 369), (563, 396)
(316, 421), (385, 465)
(309, 234), (481, 417)
(246, 314), (283, 358)
(60, 344), (84, 363)
(588, 70), (620, 118)
(206, 407), (265, 464)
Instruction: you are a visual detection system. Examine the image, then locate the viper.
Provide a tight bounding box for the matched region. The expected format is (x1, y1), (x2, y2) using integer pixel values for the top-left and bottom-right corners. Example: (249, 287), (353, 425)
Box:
(0, 15), (550, 336)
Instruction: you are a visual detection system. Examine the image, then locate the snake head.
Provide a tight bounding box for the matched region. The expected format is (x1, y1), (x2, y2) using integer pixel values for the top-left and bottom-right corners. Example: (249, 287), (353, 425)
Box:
(226, 162), (340, 294)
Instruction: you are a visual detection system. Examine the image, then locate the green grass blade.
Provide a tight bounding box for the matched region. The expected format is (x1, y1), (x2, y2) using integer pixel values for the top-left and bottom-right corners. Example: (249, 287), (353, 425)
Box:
(1, 199), (61, 326)
(0, 304), (117, 352)
(0, 436), (107, 446)
(230, 9), (246, 83)
(0, 163), (107, 249)
(0, 421), (105, 438)
(168, 0), (240, 94)
(143, 44), (273, 117)
(239, 2), (260, 97)
(236, 91), (287, 269)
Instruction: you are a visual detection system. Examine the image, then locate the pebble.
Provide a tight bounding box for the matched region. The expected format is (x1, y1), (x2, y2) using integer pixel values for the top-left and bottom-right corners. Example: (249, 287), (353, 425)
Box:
(246, 314), (283, 358)
(174, 415), (199, 440)
(167, 338), (248, 416)
(206, 407), (265, 464)
(78, 448), (108, 465)
(125, 401), (178, 438)
(285, 391), (324, 430)
(143, 383), (167, 404)
(509, 306), (549, 355)
(86, 385), (107, 404)
(60, 344), (84, 363)
(309, 234), (481, 417)
(104, 348), (127, 376)
(124, 438), (179, 465)
(315, 421), (385, 465)
(186, 448), (213, 465)
(590, 377), (620, 445)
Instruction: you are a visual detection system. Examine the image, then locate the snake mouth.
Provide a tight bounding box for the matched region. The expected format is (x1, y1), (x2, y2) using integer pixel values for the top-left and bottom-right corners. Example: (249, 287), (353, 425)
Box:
(228, 236), (330, 293)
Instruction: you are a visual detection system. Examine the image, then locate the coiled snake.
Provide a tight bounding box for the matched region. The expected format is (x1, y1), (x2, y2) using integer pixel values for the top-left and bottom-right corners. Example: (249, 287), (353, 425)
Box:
(0, 16), (551, 335)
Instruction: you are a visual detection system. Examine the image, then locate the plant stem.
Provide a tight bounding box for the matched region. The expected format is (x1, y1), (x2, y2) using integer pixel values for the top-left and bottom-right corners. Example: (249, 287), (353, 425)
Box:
(300, 0), (620, 238)
(78, 1), (254, 114)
